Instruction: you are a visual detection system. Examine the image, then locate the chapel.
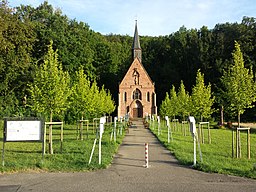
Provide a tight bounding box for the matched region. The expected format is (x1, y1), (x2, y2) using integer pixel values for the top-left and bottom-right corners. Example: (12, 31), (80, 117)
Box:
(118, 21), (157, 118)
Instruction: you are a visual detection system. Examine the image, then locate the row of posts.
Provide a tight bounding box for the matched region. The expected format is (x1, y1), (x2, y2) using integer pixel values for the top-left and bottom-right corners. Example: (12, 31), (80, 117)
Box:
(146, 115), (251, 166)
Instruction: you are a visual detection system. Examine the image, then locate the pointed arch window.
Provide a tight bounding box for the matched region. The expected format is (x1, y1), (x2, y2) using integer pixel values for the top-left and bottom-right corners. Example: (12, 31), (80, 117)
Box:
(133, 88), (142, 100)
(124, 92), (127, 102)
(147, 92), (150, 102)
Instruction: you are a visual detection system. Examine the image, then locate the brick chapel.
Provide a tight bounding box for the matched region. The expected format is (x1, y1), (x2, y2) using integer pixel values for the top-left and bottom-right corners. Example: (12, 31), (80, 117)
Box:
(118, 22), (157, 118)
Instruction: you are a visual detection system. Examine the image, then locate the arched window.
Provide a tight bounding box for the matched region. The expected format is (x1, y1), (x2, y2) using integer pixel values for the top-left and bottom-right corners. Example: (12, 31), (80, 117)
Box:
(124, 92), (127, 102)
(147, 92), (150, 102)
(133, 88), (142, 100)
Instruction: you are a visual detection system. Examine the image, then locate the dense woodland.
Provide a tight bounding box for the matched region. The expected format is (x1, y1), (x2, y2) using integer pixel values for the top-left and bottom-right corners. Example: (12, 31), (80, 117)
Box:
(1, 1), (256, 122)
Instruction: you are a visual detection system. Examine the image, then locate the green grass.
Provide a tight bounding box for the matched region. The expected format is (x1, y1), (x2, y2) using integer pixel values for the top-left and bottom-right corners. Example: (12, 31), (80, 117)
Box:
(149, 121), (256, 179)
(0, 120), (125, 173)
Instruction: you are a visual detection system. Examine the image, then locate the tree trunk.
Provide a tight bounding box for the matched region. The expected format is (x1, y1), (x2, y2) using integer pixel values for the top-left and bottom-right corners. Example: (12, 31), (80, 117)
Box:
(49, 110), (53, 154)
(238, 111), (240, 128)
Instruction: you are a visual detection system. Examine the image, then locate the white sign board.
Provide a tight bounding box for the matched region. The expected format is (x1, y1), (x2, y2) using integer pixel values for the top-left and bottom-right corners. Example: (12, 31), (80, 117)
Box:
(157, 116), (160, 123)
(5, 120), (42, 141)
(165, 116), (170, 127)
(188, 116), (196, 134)
(99, 117), (106, 137)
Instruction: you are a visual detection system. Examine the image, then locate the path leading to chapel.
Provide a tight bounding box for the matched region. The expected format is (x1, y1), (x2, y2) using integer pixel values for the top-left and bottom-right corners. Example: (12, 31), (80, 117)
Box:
(0, 119), (256, 192)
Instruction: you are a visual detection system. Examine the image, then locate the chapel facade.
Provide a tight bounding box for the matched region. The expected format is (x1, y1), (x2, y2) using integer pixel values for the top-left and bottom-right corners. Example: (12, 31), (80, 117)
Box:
(118, 22), (157, 118)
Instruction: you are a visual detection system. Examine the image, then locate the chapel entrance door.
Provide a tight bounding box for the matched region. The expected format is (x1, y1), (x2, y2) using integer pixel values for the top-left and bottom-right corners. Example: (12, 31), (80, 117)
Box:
(132, 100), (143, 118)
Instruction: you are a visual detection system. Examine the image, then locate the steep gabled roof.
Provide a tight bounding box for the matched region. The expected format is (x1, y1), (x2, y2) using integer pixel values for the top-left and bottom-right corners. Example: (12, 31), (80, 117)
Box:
(120, 57), (154, 87)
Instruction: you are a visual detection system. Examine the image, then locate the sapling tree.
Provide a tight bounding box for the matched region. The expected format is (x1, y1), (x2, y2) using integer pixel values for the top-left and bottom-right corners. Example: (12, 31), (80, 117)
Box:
(70, 67), (91, 120)
(191, 70), (214, 121)
(28, 40), (71, 121)
(160, 92), (171, 117)
(221, 41), (256, 127)
(71, 68), (115, 120)
(28, 40), (71, 154)
(169, 85), (178, 119)
(159, 85), (178, 119)
(177, 81), (190, 120)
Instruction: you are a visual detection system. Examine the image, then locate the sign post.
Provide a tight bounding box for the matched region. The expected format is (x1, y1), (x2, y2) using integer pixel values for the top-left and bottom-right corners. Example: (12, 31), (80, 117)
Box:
(114, 117), (117, 142)
(188, 116), (197, 166)
(99, 117), (106, 165)
(165, 116), (171, 143)
(2, 118), (44, 166)
(157, 116), (160, 135)
(89, 116), (106, 165)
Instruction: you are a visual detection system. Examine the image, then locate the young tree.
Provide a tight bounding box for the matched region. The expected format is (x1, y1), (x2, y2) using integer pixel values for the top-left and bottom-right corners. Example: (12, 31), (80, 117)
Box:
(159, 85), (178, 119)
(191, 70), (214, 121)
(169, 85), (178, 119)
(221, 41), (256, 127)
(160, 92), (171, 117)
(28, 40), (70, 153)
(177, 81), (190, 120)
(70, 67), (91, 120)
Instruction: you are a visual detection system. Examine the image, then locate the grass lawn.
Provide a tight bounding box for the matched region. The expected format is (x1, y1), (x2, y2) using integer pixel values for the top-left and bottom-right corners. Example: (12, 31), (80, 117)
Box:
(0, 120), (125, 173)
(149, 121), (256, 179)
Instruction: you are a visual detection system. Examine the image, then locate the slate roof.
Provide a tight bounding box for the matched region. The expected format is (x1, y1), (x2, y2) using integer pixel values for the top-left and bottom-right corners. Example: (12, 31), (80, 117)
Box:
(132, 21), (141, 49)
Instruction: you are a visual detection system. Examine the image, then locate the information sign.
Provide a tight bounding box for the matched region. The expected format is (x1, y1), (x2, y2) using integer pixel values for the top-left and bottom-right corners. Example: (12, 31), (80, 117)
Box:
(5, 120), (42, 141)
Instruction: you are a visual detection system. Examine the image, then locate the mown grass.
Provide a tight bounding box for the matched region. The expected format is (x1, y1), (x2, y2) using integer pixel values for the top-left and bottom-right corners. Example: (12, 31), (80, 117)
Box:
(149, 121), (256, 179)
(0, 120), (125, 173)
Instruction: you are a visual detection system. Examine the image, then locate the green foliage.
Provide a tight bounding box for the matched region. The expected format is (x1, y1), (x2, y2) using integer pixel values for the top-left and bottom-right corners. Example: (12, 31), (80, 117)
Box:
(160, 92), (170, 117)
(221, 41), (256, 125)
(28, 41), (71, 120)
(70, 68), (115, 121)
(191, 70), (214, 121)
(159, 85), (179, 118)
(2, 0), (256, 122)
(0, 1), (36, 117)
(177, 81), (190, 120)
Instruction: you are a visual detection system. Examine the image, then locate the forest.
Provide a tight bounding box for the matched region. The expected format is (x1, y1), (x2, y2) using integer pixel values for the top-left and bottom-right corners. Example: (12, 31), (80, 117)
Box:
(1, 1), (256, 122)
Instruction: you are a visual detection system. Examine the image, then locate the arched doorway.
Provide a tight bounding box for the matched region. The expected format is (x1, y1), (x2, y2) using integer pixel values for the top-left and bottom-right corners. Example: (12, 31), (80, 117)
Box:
(132, 100), (143, 118)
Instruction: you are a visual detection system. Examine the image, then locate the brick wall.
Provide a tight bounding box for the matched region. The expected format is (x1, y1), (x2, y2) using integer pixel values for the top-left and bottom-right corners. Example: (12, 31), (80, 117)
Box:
(118, 58), (157, 118)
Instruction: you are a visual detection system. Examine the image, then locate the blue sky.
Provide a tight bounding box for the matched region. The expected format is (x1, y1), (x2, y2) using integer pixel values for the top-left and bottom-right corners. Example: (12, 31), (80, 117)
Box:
(8, 0), (256, 36)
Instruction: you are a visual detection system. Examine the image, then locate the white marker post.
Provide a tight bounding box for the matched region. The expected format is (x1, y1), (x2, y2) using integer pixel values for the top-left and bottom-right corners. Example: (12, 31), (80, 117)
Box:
(99, 117), (106, 165)
(188, 116), (197, 166)
(114, 117), (117, 142)
(165, 116), (170, 143)
(157, 116), (160, 134)
(89, 116), (106, 165)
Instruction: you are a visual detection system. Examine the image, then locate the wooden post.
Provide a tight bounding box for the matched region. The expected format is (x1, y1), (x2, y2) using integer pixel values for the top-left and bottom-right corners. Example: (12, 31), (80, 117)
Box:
(86, 121), (89, 139)
(236, 127), (250, 159)
(44, 124), (46, 154)
(236, 128), (238, 158)
(208, 123), (211, 144)
(80, 116), (83, 140)
(248, 128), (250, 159)
(49, 112), (53, 154)
(60, 122), (63, 153)
(201, 124), (204, 144)
(232, 129), (234, 158)
(45, 122), (63, 154)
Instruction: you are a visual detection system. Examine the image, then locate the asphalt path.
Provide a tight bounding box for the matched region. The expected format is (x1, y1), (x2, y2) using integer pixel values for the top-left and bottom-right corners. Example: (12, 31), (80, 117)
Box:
(0, 119), (256, 192)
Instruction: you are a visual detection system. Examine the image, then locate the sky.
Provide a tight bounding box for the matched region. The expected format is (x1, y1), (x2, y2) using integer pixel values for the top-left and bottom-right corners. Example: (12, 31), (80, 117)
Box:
(8, 0), (256, 36)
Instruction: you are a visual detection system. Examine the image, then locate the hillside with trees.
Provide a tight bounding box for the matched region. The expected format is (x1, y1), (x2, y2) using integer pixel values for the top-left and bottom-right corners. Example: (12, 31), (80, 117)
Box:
(1, 0), (256, 122)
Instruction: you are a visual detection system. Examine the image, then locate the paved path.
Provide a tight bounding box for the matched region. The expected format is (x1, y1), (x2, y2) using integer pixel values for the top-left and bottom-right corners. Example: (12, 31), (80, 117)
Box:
(0, 119), (256, 192)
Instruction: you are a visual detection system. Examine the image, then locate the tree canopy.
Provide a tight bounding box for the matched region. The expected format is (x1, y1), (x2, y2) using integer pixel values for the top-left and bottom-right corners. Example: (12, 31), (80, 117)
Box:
(2, 1), (256, 122)
(221, 41), (256, 126)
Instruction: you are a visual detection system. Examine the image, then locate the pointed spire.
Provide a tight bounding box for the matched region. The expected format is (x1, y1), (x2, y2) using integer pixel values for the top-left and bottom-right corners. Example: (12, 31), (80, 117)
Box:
(132, 20), (142, 62)
(132, 20), (141, 49)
